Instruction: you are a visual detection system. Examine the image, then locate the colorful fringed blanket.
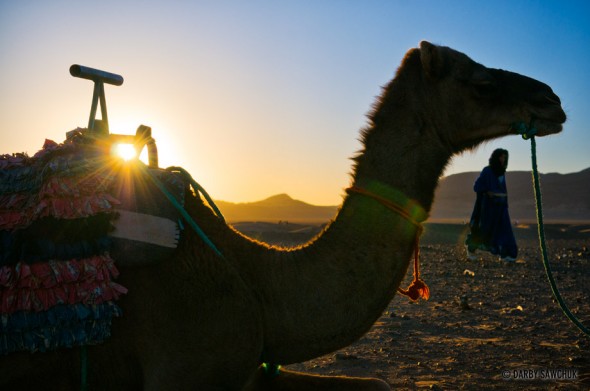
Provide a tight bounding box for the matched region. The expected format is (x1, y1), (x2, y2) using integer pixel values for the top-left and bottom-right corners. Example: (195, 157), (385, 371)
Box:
(1, 129), (184, 355)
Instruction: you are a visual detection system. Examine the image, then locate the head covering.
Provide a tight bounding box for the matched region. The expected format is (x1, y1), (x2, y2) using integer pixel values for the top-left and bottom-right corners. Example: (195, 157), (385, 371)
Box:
(489, 148), (508, 176)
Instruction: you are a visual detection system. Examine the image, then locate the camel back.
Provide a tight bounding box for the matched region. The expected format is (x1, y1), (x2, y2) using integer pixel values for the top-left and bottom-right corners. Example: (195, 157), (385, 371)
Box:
(0, 129), (186, 355)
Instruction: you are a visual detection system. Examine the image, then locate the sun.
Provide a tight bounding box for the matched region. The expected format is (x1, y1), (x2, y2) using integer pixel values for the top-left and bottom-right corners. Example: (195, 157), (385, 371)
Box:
(107, 115), (179, 168)
(112, 143), (138, 161)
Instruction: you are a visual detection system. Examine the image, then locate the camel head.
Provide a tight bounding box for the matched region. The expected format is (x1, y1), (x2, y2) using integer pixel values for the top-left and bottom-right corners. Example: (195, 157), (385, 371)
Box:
(415, 41), (566, 151)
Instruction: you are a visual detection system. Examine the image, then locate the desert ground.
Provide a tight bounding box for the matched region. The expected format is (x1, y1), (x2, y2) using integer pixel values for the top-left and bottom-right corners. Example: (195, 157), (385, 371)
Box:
(240, 222), (590, 390)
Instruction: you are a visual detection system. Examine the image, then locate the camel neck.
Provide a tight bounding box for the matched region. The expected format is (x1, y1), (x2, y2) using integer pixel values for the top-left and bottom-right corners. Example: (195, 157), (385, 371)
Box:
(255, 179), (428, 364)
(254, 74), (451, 365)
(351, 96), (452, 212)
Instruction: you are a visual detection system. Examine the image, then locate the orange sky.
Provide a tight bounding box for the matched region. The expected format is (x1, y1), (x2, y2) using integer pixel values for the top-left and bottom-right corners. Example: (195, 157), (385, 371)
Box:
(1, 1), (589, 205)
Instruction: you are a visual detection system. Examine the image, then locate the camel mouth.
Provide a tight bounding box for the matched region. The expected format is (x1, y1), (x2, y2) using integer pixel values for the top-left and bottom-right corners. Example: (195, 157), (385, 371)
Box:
(530, 118), (565, 137)
(529, 102), (567, 137)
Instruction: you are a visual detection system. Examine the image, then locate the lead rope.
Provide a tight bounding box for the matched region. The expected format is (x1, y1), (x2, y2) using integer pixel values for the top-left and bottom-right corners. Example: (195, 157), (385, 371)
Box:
(515, 121), (590, 337)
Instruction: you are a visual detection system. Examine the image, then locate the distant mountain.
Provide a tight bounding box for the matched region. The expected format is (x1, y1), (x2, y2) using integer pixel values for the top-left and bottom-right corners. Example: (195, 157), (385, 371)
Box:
(215, 168), (590, 224)
(430, 167), (590, 222)
(215, 193), (338, 224)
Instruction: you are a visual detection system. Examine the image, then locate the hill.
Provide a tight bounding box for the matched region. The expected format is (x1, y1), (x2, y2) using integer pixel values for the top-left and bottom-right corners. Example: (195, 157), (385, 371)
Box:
(430, 167), (590, 222)
(215, 193), (338, 224)
(214, 168), (590, 224)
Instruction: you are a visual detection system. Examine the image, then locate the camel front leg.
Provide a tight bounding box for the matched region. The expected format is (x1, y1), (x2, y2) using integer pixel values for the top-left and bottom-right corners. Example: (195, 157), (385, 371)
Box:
(244, 366), (391, 391)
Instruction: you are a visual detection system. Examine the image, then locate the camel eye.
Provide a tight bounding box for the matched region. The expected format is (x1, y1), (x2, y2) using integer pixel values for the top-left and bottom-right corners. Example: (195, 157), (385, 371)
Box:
(468, 67), (497, 98)
(472, 80), (498, 98)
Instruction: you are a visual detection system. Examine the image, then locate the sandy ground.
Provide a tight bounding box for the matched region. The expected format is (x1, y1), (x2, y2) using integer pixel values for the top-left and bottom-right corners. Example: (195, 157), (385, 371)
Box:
(250, 223), (590, 390)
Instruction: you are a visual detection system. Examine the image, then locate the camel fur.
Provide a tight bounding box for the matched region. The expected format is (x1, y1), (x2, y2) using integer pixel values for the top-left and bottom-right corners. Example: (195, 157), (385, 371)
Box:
(0, 41), (566, 390)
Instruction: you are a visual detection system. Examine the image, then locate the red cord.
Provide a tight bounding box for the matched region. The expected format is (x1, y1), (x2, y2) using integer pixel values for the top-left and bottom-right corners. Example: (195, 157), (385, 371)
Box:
(346, 186), (429, 301)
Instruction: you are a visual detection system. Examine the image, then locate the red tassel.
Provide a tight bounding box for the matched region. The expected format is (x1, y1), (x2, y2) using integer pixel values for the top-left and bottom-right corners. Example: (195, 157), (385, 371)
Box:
(398, 278), (430, 301)
(397, 236), (429, 301)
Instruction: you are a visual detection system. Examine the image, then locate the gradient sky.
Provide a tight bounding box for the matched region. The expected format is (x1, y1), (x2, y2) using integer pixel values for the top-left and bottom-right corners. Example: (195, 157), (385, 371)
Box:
(1, 0), (589, 205)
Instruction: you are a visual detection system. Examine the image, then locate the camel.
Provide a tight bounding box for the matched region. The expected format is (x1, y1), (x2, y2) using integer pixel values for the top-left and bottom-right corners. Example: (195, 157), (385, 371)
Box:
(0, 41), (566, 390)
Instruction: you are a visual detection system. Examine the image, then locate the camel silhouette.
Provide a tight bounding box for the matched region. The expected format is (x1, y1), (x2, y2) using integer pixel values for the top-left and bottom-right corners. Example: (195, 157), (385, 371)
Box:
(0, 41), (566, 390)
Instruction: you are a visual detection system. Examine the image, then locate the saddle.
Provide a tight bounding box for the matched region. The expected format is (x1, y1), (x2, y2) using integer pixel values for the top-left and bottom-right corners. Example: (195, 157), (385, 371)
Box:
(0, 128), (186, 354)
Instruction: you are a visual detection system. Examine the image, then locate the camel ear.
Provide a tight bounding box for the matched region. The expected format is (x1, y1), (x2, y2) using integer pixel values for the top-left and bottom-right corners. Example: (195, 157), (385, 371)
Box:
(420, 41), (444, 79)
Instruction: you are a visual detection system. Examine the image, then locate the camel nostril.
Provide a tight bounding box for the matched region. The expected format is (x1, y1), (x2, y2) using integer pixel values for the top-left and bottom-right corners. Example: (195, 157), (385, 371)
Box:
(545, 94), (561, 105)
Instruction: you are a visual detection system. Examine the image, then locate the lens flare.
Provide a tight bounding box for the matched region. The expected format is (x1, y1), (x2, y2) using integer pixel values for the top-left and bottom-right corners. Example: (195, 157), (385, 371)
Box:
(112, 144), (137, 161)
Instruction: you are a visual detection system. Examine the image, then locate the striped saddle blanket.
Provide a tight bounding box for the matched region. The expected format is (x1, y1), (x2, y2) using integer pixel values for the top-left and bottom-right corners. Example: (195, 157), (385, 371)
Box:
(1, 129), (185, 355)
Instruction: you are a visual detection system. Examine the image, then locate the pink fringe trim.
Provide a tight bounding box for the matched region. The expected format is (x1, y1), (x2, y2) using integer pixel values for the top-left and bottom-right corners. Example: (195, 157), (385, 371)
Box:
(0, 193), (120, 230)
(0, 255), (128, 314)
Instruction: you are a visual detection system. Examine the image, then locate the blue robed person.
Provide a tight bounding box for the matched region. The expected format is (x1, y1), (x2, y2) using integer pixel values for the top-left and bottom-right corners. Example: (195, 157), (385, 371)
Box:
(466, 148), (518, 262)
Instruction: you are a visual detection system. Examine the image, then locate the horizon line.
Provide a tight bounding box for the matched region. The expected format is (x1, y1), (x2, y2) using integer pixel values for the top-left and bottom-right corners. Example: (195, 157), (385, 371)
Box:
(215, 165), (590, 205)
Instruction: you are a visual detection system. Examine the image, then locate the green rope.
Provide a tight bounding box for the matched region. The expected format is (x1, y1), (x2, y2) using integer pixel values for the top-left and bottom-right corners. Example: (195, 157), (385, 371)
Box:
(516, 121), (590, 337)
(78, 162), (282, 389)
(261, 362), (281, 378)
(155, 165), (286, 372)
(166, 166), (225, 222)
(140, 163), (225, 258)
